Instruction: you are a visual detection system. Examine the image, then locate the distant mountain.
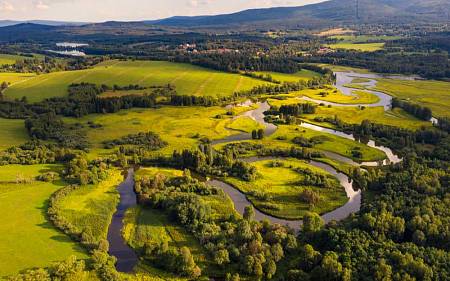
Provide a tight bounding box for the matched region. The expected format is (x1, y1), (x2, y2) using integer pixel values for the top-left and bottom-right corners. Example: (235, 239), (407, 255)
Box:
(148, 0), (450, 28)
(0, 20), (87, 27)
(0, 23), (64, 42)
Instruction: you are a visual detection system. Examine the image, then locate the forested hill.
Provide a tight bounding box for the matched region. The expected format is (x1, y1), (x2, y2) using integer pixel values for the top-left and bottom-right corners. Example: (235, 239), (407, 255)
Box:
(148, 0), (450, 28)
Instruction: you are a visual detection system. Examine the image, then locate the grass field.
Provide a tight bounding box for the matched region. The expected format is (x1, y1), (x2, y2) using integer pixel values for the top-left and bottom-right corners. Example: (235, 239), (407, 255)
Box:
(254, 69), (320, 83)
(0, 72), (36, 85)
(224, 158), (347, 220)
(64, 106), (252, 158)
(0, 54), (33, 65)
(267, 125), (387, 162)
(329, 35), (402, 43)
(289, 88), (380, 105)
(0, 164), (87, 277)
(326, 42), (385, 52)
(266, 95), (432, 130)
(303, 106), (431, 130)
(3, 60), (273, 102)
(57, 169), (123, 241)
(373, 78), (450, 118)
(227, 116), (264, 133)
(0, 118), (29, 151)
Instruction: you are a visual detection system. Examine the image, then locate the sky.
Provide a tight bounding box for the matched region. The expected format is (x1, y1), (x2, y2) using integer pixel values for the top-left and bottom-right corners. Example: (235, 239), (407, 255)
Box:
(0, 0), (326, 22)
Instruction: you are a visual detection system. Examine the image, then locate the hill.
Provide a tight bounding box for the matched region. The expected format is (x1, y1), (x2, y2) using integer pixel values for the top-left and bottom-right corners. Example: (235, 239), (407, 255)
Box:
(149, 0), (450, 28)
(0, 20), (87, 27)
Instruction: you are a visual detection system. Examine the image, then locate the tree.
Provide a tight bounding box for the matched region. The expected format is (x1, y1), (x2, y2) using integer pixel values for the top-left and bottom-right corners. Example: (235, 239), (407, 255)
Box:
(257, 129), (265, 139)
(180, 246), (201, 278)
(374, 259), (392, 281)
(302, 212), (324, 233)
(214, 249), (230, 266)
(271, 243), (284, 262)
(311, 251), (349, 281)
(266, 259), (277, 279)
(244, 205), (255, 221)
(298, 244), (322, 271)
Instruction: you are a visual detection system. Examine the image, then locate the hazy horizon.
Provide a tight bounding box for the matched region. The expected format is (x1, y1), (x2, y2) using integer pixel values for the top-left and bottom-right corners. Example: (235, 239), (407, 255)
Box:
(0, 0), (327, 22)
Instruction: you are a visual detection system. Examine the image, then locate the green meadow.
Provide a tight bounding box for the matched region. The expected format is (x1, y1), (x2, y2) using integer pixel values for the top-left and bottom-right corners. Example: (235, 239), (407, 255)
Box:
(255, 69), (320, 82)
(56, 169), (123, 241)
(326, 42), (385, 52)
(260, 125), (387, 162)
(224, 158), (348, 220)
(0, 72), (36, 85)
(4, 60), (274, 102)
(329, 35), (402, 42)
(0, 164), (87, 277)
(227, 116), (264, 133)
(266, 95), (432, 130)
(291, 88), (380, 105)
(64, 106), (251, 157)
(374, 78), (450, 118)
(0, 54), (32, 65)
(0, 118), (29, 151)
(304, 106), (432, 130)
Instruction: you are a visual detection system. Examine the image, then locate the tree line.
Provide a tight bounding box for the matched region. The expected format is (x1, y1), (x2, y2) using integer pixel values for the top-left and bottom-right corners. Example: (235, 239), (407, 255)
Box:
(392, 98), (432, 121)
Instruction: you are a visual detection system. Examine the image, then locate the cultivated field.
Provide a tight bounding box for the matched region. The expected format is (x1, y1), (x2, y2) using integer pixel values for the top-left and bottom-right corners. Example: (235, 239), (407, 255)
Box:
(3, 60), (274, 102)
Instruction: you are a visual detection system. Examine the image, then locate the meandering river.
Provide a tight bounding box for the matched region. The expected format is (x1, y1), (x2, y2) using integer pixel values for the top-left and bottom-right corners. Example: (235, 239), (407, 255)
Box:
(107, 70), (412, 269)
(300, 71), (438, 124)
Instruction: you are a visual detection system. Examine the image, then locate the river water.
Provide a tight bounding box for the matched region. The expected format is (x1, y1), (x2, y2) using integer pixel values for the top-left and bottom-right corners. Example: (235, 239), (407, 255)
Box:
(107, 168), (139, 272)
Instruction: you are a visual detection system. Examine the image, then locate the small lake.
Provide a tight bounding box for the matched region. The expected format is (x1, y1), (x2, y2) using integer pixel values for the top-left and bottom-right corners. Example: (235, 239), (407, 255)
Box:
(56, 42), (89, 48)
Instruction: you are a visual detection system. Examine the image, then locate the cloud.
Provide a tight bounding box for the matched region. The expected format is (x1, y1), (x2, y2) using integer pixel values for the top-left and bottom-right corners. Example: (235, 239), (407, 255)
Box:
(34, 0), (49, 10)
(0, 1), (14, 12)
(187, 0), (212, 7)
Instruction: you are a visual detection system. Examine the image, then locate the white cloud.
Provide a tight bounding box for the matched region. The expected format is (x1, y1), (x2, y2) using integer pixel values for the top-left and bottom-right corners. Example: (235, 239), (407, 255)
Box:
(34, 0), (49, 10)
(0, 1), (15, 12)
(187, 0), (211, 7)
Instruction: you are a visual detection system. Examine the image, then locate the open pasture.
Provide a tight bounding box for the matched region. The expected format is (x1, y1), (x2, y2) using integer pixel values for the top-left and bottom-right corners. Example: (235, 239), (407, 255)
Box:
(296, 88), (380, 105)
(4, 60), (274, 102)
(0, 54), (34, 65)
(374, 78), (450, 118)
(329, 35), (402, 43)
(254, 69), (320, 83)
(0, 164), (87, 277)
(0, 118), (29, 151)
(326, 42), (385, 52)
(266, 125), (387, 162)
(224, 158), (347, 220)
(267, 96), (432, 130)
(0, 72), (36, 85)
(64, 106), (247, 157)
(57, 169), (123, 241)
